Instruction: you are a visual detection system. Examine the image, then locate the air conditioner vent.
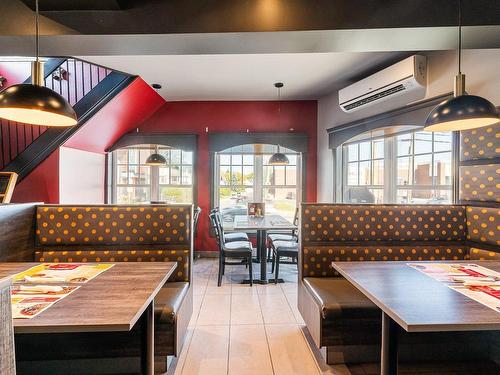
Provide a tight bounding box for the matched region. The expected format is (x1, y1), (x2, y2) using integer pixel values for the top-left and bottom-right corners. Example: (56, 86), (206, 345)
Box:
(342, 84), (406, 111)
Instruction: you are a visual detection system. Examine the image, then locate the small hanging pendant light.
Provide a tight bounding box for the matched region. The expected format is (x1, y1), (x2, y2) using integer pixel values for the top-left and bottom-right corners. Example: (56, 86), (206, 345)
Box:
(145, 144), (166, 166)
(269, 82), (290, 166)
(0, 0), (77, 127)
(424, 0), (499, 132)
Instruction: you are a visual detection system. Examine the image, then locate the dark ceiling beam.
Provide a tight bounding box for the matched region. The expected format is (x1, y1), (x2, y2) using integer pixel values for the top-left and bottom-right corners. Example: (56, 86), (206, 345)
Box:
(17, 0), (500, 35)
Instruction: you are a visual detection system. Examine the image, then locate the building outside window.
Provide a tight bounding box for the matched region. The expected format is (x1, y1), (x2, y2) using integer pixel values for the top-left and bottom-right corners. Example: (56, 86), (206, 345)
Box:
(112, 145), (194, 204)
(215, 144), (300, 224)
(342, 130), (453, 204)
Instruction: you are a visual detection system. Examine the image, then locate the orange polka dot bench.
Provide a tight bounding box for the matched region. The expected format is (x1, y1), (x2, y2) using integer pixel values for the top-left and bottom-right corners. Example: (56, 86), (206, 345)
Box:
(297, 204), (500, 365)
(31, 204), (194, 372)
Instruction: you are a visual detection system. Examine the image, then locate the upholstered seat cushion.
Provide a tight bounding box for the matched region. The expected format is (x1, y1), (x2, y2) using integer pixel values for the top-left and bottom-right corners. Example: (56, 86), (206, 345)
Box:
(303, 277), (379, 320)
(272, 240), (299, 256)
(225, 232), (249, 242)
(155, 282), (189, 324)
(225, 241), (252, 250)
(268, 233), (297, 242)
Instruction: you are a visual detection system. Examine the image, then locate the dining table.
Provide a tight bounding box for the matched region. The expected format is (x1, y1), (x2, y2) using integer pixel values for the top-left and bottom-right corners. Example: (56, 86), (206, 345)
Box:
(1, 262), (177, 375)
(332, 260), (500, 375)
(233, 214), (297, 284)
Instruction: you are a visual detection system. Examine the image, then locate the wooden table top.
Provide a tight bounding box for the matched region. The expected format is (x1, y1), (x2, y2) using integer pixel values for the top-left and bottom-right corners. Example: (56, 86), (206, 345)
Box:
(0, 262), (176, 334)
(233, 214), (296, 231)
(332, 261), (500, 333)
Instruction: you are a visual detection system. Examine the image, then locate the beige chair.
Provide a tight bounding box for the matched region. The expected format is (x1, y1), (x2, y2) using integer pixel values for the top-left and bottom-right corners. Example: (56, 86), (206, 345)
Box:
(0, 276), (16, 375)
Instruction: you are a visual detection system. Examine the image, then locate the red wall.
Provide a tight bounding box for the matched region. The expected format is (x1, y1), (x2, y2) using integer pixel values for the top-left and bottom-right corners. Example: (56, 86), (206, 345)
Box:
(138, 101), (318, 251)
(12, 148), (60, 203)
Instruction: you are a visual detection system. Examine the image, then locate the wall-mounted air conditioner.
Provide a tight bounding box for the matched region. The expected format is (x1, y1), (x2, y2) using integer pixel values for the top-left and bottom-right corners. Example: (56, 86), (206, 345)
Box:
(339, 55), (427, 113)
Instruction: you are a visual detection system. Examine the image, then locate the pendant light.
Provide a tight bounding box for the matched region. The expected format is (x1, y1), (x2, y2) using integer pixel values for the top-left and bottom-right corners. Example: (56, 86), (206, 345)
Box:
(424, 0), (499, 132)
(0, 0), (77, 127)
(269, 82), (290, 166)
(145, 145), (166, 166)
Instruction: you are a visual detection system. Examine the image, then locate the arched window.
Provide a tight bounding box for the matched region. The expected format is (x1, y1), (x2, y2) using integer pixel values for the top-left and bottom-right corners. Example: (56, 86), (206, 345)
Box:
(214, 144), (301, 223)
(111, 144), (194, 204)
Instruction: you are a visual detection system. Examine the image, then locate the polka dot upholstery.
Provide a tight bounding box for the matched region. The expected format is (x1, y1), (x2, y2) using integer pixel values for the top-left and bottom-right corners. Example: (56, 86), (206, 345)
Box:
(460, 164), (500, 203)
(469, 248), (500, 261)
(36, 205), (190, 246)
(34, 249), (190, 281)
(302, 245), (470, 277)
(466, 206), (500, 247)
(301, 205), (467, 243)
(461, 124), (500, 161)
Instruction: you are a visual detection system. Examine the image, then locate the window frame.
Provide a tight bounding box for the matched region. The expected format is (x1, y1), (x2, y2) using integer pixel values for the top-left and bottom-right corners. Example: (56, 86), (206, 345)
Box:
(213, 145), (302, 222)
(341, 129), (454, 204)
(110, 145), (195, 204)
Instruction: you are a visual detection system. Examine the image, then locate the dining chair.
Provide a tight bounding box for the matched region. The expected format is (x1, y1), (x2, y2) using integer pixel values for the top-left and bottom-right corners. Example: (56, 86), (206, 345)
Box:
(267, 207), (299, 260)
(209, 212), (253, 286)
(210, 207), (249, 242)
(270, 240), (299, 284)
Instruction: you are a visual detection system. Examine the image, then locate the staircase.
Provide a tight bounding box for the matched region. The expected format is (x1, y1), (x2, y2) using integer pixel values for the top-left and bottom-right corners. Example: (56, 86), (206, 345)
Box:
(0, 57), (135, 179)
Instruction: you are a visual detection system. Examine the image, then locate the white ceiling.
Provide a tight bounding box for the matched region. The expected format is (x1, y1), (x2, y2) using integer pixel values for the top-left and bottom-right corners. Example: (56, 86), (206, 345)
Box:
(79, 52), (406, 100)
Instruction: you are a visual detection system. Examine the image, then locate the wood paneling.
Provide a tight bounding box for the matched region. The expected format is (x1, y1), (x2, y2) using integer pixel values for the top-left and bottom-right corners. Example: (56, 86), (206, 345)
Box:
(0, 203), (37, 261)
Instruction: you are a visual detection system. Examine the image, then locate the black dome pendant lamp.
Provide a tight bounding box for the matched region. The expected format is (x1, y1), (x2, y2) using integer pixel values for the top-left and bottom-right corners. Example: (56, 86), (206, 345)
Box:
(0, 0), (77, 127)
(424, 0), (499, 132)
(269, 82), (290, 166)
(145, 152), (167, 166)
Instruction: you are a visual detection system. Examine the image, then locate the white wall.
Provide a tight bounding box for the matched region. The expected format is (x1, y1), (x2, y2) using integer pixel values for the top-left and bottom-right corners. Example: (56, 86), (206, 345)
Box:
(317, 49), (500, 202)
(59, 146), (105, 204)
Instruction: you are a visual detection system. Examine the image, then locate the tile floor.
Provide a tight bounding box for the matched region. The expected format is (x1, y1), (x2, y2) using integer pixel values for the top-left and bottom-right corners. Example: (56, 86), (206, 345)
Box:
(166, 257), (339, 375)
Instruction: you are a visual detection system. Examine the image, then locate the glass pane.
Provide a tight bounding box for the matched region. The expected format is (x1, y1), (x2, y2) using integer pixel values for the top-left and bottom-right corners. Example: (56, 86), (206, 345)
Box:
(128, 149), (139, 164)
(231, 154), (242, 165)
(434, 152), (452, 185)
(181, 166), (193, 185)
(140, 149), (153, 163)
(414, 131), (432, 154)
(397, 134), (412, 156)
(116, 149), (128, 164)
(434, 132), (452, 152)
(287, 154), (297, 165)
(159, 167), (170, 184)
(414, 154), (432, 185)
(243, 155), (254, 165)
(373, 139), (384, 159)
(285, 165), (297, 185)
(219, 165), (231, 186)
(347, 144), (358, 162)
(373, 160), (384, 185)
(170, 166), (181, 184)
(159, 187), (193, 203)
(262, 188), (297, 221)
(182, 151), (193, 165)
(220, 154), (231, 165)
(263, 166), (273, 185)
(370, 189), (384, 204)
(231, 166), (243, 185)
(116, 165), (128, 184)
(171, 150), (181, 164)
(359, 142), (371, 160)
(158, 149), (170, 164)
(397, 157), (412, 186)
(359, 161), (371, 185)
(219, 188), (254, 222)
(345, 186), (377, 203)
(138, 167), (150, 184)
(243, 166), (254, 185)
(402, 189), (452, 204)
(274, 166), (286, 185)
(347, 163), (358, 185)
(128, 166), (139, 184)
(116, 186), (150, 203)
(262, 154), (271, 165)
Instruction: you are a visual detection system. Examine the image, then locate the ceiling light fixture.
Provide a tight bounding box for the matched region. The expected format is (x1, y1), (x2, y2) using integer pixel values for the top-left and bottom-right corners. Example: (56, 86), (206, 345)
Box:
(269, 82), (290, 166)
(424, 0), (499, 132)
(0, 0), (77, 127)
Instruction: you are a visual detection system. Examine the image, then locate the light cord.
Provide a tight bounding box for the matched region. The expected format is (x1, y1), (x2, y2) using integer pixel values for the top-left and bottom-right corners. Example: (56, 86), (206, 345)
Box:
(458, 0), (462, 74)
(35, 0), (40, 62)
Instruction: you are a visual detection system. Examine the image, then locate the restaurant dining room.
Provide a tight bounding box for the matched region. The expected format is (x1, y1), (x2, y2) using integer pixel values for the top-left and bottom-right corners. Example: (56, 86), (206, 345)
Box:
(0, 0), (499, 374)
